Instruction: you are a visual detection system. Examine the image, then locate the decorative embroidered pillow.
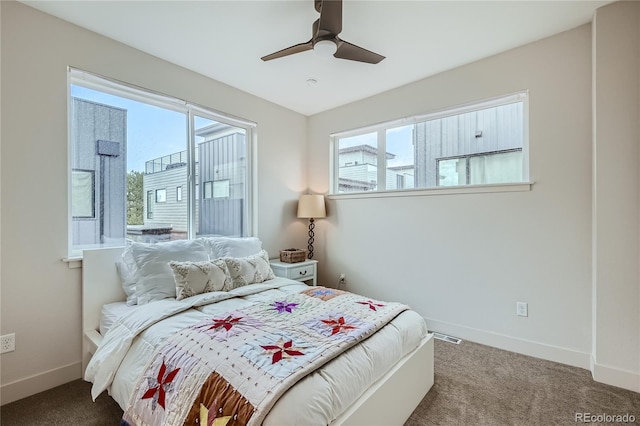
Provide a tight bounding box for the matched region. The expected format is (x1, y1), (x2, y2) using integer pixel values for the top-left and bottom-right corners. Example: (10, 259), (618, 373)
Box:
(169, 259), (231, 300)
(223, 250), (275, 289)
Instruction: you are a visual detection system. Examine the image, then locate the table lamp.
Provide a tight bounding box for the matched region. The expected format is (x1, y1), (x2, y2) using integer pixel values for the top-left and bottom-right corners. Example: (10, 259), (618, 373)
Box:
(297, 194), (326, 259)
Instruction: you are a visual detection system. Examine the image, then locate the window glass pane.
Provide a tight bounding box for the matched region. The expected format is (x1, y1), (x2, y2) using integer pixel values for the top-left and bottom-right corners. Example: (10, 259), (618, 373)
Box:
(470, 150), (523, 185)
(71, 85), (188, 251)
(146, 191), (154, 219)
(203, 181), (213, 199)
(337, 132), (378, 192)
(194, 115), (247, 238)
(72, 170), (94, 218)
(385, 125), (414, 190)
(438, 158), (466, 186)
(69, 71), (253, 256)
(214, 180), (230, 198)
(419, 102), (523, 189)
(155, 189), (167, 203)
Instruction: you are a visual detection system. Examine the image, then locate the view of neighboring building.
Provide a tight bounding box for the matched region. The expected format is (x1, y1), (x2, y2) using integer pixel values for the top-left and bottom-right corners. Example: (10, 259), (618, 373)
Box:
(70, 98), (127, 248)
(71, 96), (247, 247)
(336, 101), (523, 193)
(337, 144), (415, 192)
(143, 123), (247, 241)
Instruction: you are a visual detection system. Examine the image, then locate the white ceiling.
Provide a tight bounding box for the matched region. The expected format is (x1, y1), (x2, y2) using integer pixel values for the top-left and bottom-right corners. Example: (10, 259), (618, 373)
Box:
(21, 0), (609, 116)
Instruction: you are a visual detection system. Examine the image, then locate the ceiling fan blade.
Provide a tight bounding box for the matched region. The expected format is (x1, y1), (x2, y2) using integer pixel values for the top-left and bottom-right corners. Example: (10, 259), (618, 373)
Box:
(316, 0), (342, 36)
(261, 40), (313, 61)
(334, 38), (385, 64)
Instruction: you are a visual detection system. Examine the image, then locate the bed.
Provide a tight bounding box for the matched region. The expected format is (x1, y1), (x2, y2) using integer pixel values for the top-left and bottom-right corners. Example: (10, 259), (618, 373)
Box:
(82, 241), (434, 425)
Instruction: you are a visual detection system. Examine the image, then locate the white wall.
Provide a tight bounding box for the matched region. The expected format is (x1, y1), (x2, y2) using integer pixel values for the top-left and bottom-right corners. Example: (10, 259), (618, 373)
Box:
(592, 0), (640, 392)
(309, 26), (595, 368)
(0, 1), (307, 404)
(308, 3), (640, 392)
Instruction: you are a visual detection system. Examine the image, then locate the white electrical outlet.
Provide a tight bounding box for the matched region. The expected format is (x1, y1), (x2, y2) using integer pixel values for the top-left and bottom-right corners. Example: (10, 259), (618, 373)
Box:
(338, 273), (346, 286)
(516, 302), (528, 317)
(1, 333), (15, 354)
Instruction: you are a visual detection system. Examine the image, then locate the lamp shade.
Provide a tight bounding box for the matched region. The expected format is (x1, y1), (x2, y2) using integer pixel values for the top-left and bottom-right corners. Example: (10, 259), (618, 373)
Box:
(297, 194), (326, 219)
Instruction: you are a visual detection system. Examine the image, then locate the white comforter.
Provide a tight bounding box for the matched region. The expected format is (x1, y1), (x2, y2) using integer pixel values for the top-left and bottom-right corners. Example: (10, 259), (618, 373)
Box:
(85, 278), (427, 425)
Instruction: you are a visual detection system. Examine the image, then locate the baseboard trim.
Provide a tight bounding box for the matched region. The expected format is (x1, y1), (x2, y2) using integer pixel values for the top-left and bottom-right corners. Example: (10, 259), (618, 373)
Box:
(591, 355), (640, 393)
(424, 317), (591, 370)
(0, 361), (82, 406)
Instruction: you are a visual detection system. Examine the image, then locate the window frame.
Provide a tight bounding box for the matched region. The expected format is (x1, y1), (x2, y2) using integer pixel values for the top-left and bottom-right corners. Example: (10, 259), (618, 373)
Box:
(67, 67), (257, 258)
(329, 92), (531, 198)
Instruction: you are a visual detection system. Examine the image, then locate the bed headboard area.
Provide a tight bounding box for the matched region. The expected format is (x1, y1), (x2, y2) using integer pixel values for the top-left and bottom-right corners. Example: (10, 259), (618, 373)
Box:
(81, 247), (126, 372)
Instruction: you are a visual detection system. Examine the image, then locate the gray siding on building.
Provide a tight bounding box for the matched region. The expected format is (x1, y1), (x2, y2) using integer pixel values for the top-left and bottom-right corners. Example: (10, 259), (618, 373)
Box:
(198, 132), (246, 236)
(71, 98), (126, 247)
(142, 130), (247, 238)
(415, 102), (523, 187)
(143, 165), (188, 235)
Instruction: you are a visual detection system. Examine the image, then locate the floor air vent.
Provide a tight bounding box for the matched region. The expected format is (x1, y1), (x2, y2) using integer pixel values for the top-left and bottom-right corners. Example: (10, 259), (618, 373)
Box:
(433, 333), (462, 344)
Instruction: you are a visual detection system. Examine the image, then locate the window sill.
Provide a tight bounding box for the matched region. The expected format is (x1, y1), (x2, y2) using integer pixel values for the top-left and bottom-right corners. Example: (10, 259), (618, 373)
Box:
(62, 257), (83, 269)
(327, 182), (534, 200)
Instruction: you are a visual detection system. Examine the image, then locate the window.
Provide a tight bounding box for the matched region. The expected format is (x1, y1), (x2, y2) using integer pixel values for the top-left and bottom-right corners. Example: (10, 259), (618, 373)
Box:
(71, 169), (95, 218)
(213, 180), (230, 199)
(155, 189), (167, 203)
(203, 180), (231, 199)
(331, 92), (528, 194)
(147, 191), (154, 219)
(68, 68), (255, 256)
(203, 181), (213, 199)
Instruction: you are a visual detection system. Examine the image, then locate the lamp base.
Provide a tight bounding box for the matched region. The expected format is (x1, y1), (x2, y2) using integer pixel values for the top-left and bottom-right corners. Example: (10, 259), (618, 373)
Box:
(307, 218), (315, 259)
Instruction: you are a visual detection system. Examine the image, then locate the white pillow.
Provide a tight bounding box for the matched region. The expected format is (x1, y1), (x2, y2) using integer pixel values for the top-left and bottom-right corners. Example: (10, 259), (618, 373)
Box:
(132, 239), (209, 305)
(115, 260), (137, 306)
(200, 237), (262, 259)
(223, 250), (275, 290)
(117, 240), (141, 305)
(169, 259), (232, 300)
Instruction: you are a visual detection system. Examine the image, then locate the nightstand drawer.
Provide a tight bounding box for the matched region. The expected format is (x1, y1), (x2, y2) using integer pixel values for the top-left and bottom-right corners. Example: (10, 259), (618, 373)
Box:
(290, 264), (313, 280)
(270, 258), (318, 286)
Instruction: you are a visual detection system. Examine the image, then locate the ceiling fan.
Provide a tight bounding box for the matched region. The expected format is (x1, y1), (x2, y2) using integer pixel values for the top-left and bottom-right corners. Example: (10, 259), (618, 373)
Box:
(261, 0), (385, 64)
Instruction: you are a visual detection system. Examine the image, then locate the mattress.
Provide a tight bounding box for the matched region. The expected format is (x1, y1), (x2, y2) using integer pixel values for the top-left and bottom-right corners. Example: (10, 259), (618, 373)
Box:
(96, 280), (427, 425)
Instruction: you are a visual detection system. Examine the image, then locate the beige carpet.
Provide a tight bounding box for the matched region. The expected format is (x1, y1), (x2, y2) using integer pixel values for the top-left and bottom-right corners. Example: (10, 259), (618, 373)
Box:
(1, 339), (638, 425)
(406, 339), (640, 426)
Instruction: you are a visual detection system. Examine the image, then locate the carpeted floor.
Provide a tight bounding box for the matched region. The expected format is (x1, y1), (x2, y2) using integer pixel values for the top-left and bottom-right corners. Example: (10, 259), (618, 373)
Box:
(406, 339), (640, 426)
(1, 339), (638, 425)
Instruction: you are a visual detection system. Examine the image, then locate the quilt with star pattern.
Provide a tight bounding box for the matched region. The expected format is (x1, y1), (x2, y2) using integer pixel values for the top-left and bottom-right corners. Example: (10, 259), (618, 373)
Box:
(121, 286), (408, 426)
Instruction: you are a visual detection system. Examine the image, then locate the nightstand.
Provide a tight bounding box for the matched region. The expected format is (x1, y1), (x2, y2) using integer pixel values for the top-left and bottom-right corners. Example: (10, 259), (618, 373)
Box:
(270, 258), (318, 286)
